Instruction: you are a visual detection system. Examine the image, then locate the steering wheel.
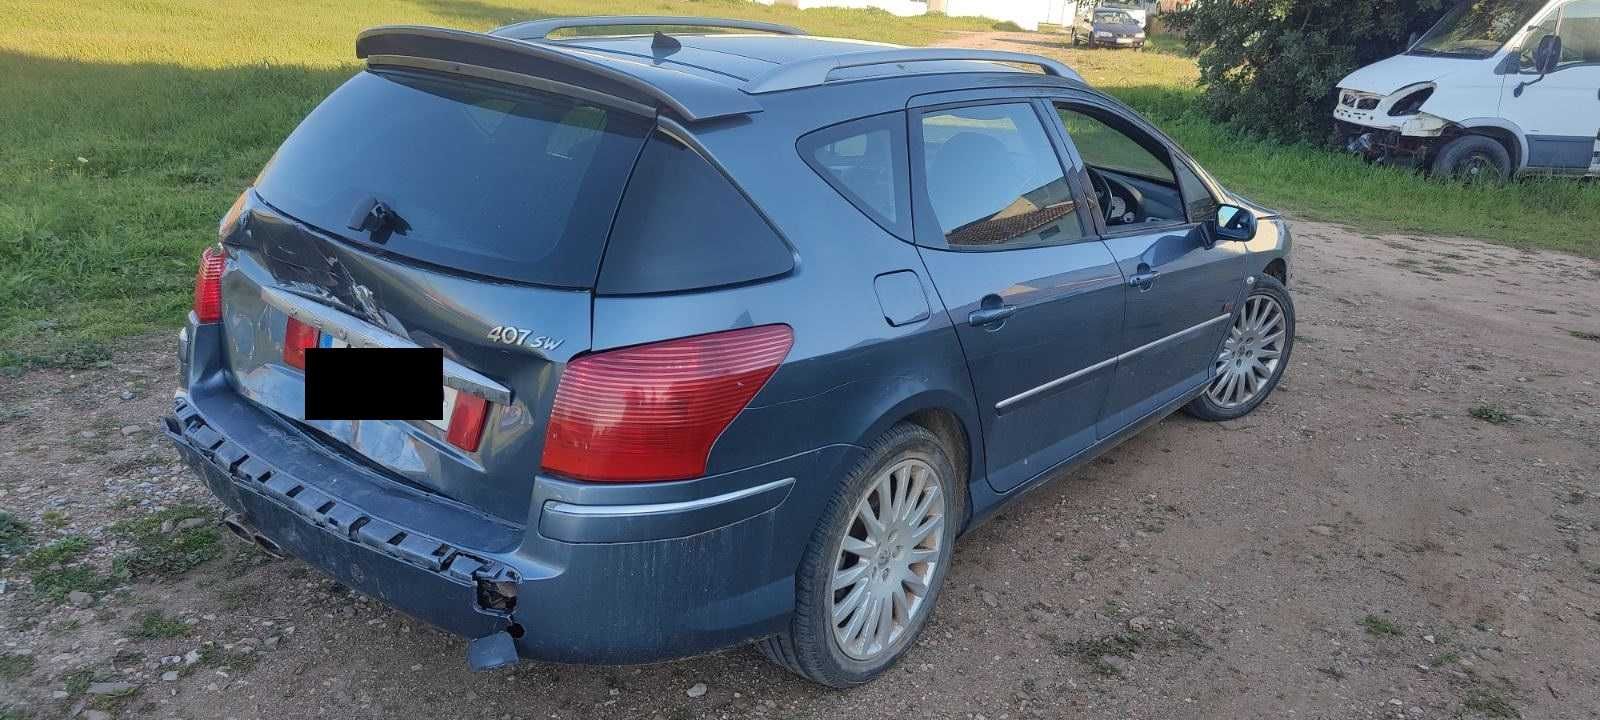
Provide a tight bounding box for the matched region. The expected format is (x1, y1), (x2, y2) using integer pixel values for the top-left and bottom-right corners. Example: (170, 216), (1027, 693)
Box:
(1087, 167), (1114, 223)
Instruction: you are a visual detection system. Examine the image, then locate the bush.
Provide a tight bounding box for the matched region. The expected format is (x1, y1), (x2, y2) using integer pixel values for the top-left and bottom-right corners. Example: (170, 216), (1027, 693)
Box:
(1166, 1), (1452, 143)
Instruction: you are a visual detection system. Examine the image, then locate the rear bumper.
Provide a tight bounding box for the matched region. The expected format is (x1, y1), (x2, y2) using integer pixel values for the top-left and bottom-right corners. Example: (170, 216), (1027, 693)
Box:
(168, 324), (855, 664)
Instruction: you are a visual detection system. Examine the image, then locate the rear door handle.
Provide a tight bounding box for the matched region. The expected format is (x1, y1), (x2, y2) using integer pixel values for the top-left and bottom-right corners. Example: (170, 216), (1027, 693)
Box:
(968, 305), (1018, 327)
(1127, 270), (1160, 289)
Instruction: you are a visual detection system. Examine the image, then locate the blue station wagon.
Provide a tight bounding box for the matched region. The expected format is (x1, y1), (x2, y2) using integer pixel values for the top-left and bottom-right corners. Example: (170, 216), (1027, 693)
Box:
(164, 16), (1294, 687)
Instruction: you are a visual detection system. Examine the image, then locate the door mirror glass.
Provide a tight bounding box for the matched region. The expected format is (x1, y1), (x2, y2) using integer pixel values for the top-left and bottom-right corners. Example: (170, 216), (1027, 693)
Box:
(1532, 33), (1562, 74)
(1215, 204), (1256, 241)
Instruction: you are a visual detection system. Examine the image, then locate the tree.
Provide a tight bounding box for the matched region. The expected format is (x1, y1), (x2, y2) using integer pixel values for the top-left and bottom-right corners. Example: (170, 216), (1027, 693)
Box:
(1166, 0), (1455, 143)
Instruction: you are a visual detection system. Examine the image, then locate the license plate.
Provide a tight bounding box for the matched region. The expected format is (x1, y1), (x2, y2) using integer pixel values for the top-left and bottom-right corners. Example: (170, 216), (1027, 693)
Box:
(313, 333), (454, 427)
(1115, 37), (1133, 43)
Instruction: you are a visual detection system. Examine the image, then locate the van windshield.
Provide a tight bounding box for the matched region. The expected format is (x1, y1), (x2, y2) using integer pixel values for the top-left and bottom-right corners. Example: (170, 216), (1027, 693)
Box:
(1409, 0), (1547, 58)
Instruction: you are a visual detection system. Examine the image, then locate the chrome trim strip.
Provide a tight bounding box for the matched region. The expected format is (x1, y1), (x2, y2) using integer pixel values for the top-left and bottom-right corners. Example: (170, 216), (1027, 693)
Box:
(995, 356), (1117, 413)
(995, 313), (1232, 412)
(544, 477), (795, 518)
(259, 286), (514, 406)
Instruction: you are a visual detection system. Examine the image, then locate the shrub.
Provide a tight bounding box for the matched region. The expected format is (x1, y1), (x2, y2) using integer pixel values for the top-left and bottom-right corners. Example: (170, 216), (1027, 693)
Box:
(1165, 1), (1453, 143)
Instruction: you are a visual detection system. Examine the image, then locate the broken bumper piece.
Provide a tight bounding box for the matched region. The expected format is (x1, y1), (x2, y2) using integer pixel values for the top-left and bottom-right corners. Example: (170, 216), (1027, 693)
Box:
(164, 397), (519, 646)
(163, 377), (813, 666)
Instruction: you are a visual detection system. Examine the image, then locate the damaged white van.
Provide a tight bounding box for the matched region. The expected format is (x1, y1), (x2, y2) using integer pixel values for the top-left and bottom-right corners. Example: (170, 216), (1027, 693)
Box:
(1333, 0), (1599, 181)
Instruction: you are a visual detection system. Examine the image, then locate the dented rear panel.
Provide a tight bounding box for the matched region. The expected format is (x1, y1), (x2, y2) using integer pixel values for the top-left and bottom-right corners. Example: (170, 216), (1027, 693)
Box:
(218, 199), (590, 523)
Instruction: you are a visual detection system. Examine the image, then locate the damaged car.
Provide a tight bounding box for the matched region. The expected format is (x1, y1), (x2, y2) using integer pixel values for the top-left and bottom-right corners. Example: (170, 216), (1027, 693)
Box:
(165, 15), (1293, 688)
(1333, 0), (1600, 181)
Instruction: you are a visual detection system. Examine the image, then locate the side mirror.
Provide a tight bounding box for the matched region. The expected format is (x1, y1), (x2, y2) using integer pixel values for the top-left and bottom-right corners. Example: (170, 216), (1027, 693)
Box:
(1532, 33), (1562, 75)
(1214, 204), (1257, 242)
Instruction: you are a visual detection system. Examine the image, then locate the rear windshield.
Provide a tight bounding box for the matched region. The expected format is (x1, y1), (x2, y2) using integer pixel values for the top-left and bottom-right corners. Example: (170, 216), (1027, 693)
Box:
(254, 70), (650, 287)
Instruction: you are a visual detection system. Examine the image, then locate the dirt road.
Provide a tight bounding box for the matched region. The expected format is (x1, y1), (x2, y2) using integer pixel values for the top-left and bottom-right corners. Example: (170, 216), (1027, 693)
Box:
(3, 216), (1599, 720)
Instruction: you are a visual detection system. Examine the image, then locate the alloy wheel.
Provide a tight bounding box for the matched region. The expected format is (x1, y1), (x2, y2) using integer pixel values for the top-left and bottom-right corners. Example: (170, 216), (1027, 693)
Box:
(1208, 294), (1286, 409)
(829, 458), (946, 661)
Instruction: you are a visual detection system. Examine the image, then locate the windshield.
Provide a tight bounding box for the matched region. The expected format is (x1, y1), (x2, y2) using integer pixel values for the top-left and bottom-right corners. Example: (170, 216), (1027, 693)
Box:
(1410, 0), (1547, 58)
(1096, 10), (1136, 24)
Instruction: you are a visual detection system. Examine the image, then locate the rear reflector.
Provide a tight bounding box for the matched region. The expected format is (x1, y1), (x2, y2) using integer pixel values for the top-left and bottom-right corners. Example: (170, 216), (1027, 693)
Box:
(283, 317), (319, 370)
(193, 246), (225, 324)
(447, 391), (490, 453)
(541, 325), (793, 483)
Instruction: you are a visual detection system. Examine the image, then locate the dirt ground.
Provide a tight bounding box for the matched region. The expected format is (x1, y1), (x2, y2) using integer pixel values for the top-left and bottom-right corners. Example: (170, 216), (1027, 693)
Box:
(3, 215), (1599, 720)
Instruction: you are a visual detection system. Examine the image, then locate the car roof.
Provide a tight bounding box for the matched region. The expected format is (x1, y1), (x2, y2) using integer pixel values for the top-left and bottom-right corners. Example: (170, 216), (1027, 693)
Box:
(549, 33), (900, 86)
(355, 20), (1086, 122)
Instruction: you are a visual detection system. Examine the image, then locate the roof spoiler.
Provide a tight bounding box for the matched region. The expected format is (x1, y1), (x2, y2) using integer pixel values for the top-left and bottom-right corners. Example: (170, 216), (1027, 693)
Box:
(355, 25), (763, 122)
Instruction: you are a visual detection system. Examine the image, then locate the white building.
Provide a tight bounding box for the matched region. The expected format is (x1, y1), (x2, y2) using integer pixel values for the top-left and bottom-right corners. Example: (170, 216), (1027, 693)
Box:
(753, 0), (1084, 31)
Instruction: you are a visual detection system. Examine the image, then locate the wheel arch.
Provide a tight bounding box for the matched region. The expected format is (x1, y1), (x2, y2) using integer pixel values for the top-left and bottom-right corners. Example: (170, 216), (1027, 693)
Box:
(1262, 258), (1287, 286)
(852, 390), (984, 530)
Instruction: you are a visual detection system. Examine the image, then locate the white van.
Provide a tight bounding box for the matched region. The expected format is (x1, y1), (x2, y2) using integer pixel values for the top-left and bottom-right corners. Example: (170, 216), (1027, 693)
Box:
(1333, 0), (1600, 180)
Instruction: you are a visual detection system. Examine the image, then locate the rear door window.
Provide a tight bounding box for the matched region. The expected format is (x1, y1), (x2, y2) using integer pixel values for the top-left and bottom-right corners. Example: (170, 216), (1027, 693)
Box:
(915, 103), (1086, 249)
(254, 70), (651, 287)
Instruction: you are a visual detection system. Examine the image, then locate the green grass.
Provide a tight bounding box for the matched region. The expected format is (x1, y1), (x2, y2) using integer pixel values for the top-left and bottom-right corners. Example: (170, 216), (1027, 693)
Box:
(0, 510), (32, 559)
(2, 0), (1597, 368)
(1359, 614), (1404, 637)
(1463, 688), (1521, 718)
(15, 536), (120, 602)
(130, 610), (191, 640)
(1469, 404), (1514, 425)
(107, 504), (222, 579)
(0, 653), (35, 680)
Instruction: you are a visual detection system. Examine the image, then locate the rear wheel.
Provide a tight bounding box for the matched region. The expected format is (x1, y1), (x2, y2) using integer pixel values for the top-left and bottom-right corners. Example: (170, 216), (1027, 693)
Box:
(1184, 275), (1294, 421)
(1431, 135), (1511, 184)
(758, 423), (963, 687)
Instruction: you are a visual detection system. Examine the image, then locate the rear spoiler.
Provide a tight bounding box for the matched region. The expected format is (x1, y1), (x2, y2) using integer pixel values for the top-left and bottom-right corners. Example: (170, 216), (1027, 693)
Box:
(355, 25), (762, 122)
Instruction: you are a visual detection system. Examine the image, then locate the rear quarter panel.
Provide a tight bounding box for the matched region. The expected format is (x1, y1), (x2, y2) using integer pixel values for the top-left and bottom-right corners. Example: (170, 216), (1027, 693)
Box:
(591, 100), (984, 522)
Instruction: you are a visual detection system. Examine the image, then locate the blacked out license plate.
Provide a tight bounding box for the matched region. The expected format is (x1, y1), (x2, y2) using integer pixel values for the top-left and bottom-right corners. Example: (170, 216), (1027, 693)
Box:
(303, 347), (443, 421)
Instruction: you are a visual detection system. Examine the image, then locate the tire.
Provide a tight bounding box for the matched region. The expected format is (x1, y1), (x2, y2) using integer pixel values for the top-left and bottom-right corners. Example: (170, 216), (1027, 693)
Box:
(1431, 135), (1512, 184)
(1183, 274), (1295, 421)
(758, 423), (965, 687)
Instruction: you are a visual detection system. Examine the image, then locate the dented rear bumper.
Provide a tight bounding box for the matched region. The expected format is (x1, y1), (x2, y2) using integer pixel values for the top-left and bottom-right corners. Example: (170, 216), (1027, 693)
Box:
(167, 322), (851, 665)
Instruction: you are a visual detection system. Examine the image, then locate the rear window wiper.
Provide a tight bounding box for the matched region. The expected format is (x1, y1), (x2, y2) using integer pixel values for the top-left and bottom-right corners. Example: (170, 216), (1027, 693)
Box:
(346, 196), (410, 243)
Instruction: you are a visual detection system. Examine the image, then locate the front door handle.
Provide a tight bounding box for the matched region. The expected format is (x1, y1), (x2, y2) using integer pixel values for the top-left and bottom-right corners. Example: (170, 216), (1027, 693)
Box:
(1127, 270), (1161, 290)
(968, 305), (1018, 327)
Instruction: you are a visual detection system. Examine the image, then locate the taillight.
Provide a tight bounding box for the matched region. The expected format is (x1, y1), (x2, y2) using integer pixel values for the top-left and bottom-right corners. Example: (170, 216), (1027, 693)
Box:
(193, 246), (225, 324)
(283, 317), (319, 370)
(541, 325), (793, 482)
(447, 392), (490, 453)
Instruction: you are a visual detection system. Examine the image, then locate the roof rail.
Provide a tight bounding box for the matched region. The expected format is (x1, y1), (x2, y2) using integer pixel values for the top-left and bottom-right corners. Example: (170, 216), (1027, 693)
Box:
(744, 48), (1083, 94)
(491, 16), (807, 41)
(356, 25), (762, 122)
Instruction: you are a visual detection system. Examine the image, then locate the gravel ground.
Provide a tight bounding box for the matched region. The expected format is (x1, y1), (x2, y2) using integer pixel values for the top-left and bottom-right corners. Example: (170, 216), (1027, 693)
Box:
(2, 219), (1599, 720)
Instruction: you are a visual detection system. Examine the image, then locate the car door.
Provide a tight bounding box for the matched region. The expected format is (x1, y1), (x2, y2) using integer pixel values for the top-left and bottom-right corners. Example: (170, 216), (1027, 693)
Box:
(909, 98), (1126, 495)
(1500, 0), (1600, 172)
(1044, 99), (1250, 436)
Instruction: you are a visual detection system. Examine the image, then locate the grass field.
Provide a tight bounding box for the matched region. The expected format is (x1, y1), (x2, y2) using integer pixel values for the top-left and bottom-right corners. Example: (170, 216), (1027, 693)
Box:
(2, 0), (1597, 369)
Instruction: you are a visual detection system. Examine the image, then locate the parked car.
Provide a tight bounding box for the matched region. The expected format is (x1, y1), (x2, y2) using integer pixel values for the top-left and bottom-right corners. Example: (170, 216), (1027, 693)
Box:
(1072, 7), (1149, 48)
(1100, 0), (1151, 27)
(165, 15), (1294, 688)
(1333, 0), (1600, 181)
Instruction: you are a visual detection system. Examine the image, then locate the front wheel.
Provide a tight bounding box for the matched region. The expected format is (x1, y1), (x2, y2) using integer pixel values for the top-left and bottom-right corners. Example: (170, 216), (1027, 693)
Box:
(1184, 274), (1294, 421)
(1431, 135), (1511, 184)
(758, 423), (964, 687)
